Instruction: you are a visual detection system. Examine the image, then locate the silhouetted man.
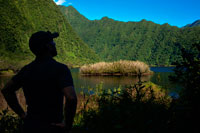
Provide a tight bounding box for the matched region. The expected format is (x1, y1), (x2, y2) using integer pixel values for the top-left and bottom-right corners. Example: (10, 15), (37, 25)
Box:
(1, 31), (77, 133)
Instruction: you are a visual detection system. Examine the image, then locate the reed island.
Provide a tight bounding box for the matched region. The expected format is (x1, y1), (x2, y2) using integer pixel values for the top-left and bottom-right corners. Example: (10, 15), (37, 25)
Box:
(80, 60), (153, 76)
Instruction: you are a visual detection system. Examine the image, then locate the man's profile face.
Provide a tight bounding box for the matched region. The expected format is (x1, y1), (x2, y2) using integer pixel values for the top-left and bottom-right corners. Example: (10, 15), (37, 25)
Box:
(49, 41), (57, 57)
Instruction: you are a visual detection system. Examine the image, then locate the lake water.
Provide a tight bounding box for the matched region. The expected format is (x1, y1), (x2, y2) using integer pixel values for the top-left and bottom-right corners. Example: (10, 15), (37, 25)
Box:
(0, 67), (180, 110)
(0, 67), (178, 93)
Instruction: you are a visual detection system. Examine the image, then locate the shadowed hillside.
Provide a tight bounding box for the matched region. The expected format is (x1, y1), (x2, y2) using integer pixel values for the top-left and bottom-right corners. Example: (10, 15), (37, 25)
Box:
(0, 0), (99, 70)
(184, 20), (200, 27)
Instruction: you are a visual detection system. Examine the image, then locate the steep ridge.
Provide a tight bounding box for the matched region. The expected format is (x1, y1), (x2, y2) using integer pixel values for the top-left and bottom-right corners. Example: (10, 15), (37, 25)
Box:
(184, 20), (200, 27)
(0, 0), (99, 70)
(60, 5), (200, 66)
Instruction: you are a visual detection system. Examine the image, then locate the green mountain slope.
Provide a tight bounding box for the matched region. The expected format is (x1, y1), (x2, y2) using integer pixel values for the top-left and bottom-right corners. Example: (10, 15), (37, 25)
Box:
(0, 0), (99, 70)
(59, 5), (200, 66)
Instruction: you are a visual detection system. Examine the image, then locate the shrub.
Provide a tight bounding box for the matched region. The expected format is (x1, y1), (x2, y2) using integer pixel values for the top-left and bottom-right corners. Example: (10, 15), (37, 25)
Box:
(0, 109), (22, 133)
(77, 74), (172, 132)
(169, 43), (200, 132)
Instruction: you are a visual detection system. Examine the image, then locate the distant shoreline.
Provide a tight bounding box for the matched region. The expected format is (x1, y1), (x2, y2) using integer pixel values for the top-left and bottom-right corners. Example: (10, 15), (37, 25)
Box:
(80, 72), (154, 76)
(0, 64), (175, 76)
(0, 69), (15, 76)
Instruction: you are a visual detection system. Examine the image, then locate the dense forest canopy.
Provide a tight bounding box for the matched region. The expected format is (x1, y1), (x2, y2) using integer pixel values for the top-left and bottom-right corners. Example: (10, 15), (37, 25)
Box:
(0, 1), (199, 70)
(59, 5), (200, 66)
(0, 0), (99, 70)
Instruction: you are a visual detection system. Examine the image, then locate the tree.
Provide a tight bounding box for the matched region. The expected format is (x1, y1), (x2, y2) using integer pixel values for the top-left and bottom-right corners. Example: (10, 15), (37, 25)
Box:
(169, 43), (200, 132)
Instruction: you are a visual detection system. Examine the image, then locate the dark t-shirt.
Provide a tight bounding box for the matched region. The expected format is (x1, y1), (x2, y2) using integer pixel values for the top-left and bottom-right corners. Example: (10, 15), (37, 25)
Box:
(12, 57), (73, 123)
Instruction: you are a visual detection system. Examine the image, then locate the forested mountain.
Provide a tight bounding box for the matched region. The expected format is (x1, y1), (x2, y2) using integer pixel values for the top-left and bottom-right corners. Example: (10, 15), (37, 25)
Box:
(184, 20), (200, 27)
(0, 0), (99, 70)
(59, 5), (200, 65)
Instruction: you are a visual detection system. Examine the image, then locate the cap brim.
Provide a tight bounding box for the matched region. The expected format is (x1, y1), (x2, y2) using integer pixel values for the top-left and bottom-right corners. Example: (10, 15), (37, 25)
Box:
(51, 32), (59, 38)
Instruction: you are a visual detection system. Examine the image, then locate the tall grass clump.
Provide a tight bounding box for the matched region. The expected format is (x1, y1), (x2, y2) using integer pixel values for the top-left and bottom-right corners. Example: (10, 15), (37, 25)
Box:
(80, 60), (152, 75)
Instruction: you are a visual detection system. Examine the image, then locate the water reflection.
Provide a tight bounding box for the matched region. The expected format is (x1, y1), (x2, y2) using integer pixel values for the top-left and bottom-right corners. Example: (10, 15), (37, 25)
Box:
(71, 68), (178, 92)
(0, 68), (177, 92)
(76, 75), (151, 90)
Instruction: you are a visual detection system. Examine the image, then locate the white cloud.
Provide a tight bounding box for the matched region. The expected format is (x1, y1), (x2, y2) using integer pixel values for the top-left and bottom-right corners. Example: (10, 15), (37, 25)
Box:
(54, 0), (67, 5)
(68, 3), (72, 5)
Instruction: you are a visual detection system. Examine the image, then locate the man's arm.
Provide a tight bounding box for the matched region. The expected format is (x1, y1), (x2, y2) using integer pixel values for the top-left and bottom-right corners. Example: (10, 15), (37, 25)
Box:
(63, 86), (77, 131)
(1, 80), (26, 118)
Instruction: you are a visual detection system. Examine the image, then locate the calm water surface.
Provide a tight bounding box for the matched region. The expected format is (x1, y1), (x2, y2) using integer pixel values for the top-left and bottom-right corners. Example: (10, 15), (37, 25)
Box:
(0, 67), (180, 110)
(71, 67), (179, 93)
(0, 67), (178, 92)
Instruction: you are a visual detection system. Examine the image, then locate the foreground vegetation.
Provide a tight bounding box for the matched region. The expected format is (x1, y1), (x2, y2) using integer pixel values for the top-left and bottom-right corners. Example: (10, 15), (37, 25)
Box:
(72, 75), (173, 131)
(0, 78), (171, 133)
(80, 60), (152, 75)
(0, 70), (15, 76)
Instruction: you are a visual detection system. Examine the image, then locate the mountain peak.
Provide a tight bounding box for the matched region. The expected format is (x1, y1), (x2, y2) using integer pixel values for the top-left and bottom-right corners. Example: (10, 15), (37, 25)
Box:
(66, 5), (76, 10)
(184, 20), (200, 27)
(60, 6), (199, 66)
(59, 5), (89, 22)
(59, 5), (77, 13)
(101, 16), (113, 21)
(101, 16), (109, 19)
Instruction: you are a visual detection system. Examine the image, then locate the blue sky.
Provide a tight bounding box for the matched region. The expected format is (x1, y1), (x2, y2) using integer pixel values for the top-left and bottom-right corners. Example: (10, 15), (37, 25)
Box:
(53, 0), (200, 27)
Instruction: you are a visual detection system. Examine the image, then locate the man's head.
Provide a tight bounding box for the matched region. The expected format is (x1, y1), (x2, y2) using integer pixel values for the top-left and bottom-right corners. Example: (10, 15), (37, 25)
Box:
(29, 31), (59, 57)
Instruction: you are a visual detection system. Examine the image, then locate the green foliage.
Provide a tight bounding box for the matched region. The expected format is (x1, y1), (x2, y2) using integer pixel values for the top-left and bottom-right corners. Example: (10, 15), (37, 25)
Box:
(0, 0), (99, 71)
(75, 75), (172, 132)
(0, 69), (14, 76)
(170, 43), (200, 105)
(0, 109), (22, 133)
(168, 43), (200, 132)
(60, 6), (200, 66)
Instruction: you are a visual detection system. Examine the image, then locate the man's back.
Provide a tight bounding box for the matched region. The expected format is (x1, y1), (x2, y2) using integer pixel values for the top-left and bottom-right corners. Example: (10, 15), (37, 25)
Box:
(2, 31), (77, 133)
(13, 57), (73, 123)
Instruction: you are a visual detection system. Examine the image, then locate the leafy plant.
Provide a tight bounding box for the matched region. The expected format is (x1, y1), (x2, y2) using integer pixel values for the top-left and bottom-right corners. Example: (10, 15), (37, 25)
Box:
(168, 43), (200, 132)
(76, 74), (171, 132)
(0, 109), (22, 133)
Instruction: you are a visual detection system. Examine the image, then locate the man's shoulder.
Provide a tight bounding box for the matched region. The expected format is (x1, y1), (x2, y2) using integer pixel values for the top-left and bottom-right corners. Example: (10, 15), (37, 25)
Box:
(17, 62), (32, 72)
(23, 58), (70, 73)
(20, 60), (37, 70)
(53, 60), (70, 71)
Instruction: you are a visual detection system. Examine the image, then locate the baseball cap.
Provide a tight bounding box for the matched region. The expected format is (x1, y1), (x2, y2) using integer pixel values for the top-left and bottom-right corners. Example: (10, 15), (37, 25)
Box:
(29, 31), (59, 55)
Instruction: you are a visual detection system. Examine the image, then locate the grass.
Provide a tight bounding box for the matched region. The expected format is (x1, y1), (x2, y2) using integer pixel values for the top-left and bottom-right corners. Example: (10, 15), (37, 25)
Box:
(80, 60), (153, 76)
(0, 69), (15, 76)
